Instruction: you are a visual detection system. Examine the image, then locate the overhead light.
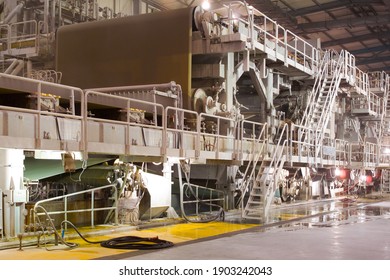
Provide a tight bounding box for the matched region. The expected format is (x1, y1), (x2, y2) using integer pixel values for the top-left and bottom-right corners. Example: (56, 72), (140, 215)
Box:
(202, 0), (211, 10)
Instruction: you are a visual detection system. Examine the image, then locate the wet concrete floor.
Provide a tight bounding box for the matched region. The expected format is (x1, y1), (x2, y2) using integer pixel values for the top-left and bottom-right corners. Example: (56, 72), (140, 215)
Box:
(115, 198), (390, 260)
(1, 195), (390, 259)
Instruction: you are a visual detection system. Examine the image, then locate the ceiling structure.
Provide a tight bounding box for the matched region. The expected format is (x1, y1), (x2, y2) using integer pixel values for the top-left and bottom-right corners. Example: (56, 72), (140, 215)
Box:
(146, 0), (390, 73)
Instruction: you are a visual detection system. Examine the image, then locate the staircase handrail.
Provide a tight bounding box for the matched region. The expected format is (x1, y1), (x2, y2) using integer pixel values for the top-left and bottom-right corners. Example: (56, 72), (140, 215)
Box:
(300, 50), (330, 129)
(261, 123), (288, 220)
(314, 50), (345, 158)
(238, 121), (268, 207)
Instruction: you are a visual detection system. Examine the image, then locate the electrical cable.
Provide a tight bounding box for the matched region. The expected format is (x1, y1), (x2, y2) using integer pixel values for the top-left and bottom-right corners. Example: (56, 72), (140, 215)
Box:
(178, 161), (225, 223)
(33, 205), (173, 251)
(61, 220), (174, 250)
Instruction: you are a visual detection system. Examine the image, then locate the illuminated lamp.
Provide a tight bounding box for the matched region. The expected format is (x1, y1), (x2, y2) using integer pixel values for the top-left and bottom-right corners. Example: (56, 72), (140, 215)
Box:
(202, 0), (211, 10)
(339, 169), (347, 179)
(366, 175), (372, 184)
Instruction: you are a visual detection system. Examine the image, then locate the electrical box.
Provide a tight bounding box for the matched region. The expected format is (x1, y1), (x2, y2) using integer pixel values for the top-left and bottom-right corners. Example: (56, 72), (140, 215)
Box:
(4, 189), (29, 204)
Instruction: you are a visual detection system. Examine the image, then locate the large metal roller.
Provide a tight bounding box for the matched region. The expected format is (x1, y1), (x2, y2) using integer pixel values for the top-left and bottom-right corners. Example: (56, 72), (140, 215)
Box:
(56, 7), (194, 109)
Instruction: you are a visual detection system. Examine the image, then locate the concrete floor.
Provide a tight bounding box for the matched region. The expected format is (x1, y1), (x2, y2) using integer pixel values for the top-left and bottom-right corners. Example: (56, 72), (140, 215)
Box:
(1, 195), (390, 260)
(102, 197), (390, 260)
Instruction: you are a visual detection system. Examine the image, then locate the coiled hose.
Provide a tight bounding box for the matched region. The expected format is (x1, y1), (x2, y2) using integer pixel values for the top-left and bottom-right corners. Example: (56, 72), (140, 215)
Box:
(33, 205), (174, 250)
(61, 220), (174, 250)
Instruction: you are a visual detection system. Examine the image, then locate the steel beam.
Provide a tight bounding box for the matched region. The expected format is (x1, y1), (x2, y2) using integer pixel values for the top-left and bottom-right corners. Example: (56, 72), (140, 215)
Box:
(290, 0), (385, 17)
(298, 15), (390, 32)
(322, 31), (390, 47)
(351, 45), (390, 55)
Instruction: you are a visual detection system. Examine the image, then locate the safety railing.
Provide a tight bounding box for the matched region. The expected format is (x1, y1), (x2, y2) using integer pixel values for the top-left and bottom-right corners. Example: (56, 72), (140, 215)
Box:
(85, 90), (165, 156)
(240, 120), (267, 155)
(344, 51), (356, 84)
(181, 182), (225, 216)
(379, 145), (390, 165)
(300, 50), (329, 129)
(351, 91), (383, 116)
(364, 142), (378, 166)
(165, 107), (199, 157)
(290, 124), (316, 163)
(214, 1), (318, 74)
(0, 24), (11, 52)
(238, 120), (267, 207)
(262, 123), (288, 221)
(199, 112), (238, 158)
(285, 29), (318, 72)
(0, 73), (84, 150)
(335, 139), (349, 165)
(34, 184), (118, 228)
(0, 20), (39, 57)
(355, 68), (369, 95)
(369, 71), (387, 91)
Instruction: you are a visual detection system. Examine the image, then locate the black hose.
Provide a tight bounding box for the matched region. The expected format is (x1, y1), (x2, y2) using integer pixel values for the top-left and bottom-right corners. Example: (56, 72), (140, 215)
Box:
(61, 220), (174, 250)
(100, 236), (174, 250)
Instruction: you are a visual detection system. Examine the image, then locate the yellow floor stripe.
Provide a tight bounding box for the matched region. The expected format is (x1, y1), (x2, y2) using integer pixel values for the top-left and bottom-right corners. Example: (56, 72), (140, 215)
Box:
(0, 221), (258, 260)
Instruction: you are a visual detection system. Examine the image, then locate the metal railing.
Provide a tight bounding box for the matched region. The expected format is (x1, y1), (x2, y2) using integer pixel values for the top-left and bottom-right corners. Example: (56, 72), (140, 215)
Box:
(181, 182), (225, 216)
(85, 90), (165, 156)
(0, 20), (40, 57)
(0, 72), (84, 151)
(213, 1), (318, 74)
(351, 91), (383, 116)
(34, 184), (118, 228)
(238, 120), (267, 208)
(300, 50), (330, 129)
(369, 71), (388, 91)
(355, 68), (370, 95)
(262, 123), (288, 221)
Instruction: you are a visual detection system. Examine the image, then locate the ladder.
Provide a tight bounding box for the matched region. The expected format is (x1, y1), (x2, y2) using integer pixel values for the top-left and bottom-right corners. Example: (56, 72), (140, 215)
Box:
(242, 124), (288, 222)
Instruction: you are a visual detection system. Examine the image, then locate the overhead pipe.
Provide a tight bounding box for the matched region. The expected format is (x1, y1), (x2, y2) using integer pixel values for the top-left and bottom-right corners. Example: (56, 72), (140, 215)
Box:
(1, 1), (25, 24)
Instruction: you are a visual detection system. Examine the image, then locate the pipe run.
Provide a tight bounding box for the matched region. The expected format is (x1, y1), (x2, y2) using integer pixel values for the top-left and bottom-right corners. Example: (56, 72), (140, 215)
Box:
(1, 2), (25, 24)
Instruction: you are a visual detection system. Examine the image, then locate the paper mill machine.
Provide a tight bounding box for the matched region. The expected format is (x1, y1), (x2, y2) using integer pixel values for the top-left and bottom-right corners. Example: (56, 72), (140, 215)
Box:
(0, 1), (389, 239)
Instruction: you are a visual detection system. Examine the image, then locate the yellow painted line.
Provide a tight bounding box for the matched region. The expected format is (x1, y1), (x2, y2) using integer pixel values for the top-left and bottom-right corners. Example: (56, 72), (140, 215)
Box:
(278, 213), (307, 220)
(0, 221), (258, 260)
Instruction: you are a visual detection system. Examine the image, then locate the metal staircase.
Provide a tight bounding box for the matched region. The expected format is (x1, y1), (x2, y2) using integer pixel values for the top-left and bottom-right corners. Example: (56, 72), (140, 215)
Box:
(379, 74), (390, 139)
(238, 123), (268, 209)
(381, 170), (390, 193)
(242, 124), (288, 222)
(300, 50), (345, 160)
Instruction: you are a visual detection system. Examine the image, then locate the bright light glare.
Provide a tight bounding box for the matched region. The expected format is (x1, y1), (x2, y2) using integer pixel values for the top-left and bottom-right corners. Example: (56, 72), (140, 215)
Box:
(384, 148), (390, 154)
(202, 0), (211, 10)
(335, 167), (341, 176)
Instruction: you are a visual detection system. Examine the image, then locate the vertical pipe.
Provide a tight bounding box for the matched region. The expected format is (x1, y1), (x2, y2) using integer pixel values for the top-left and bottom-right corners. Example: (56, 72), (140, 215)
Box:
(0, 149), (24, 238)
(43, 0), (49, 33)
(64, 196), (68, 230)
(114, 187), (118, 225)
(51, 0), (55, 33)
(58, 0), (62, 27)
(91, 191), (94, 228)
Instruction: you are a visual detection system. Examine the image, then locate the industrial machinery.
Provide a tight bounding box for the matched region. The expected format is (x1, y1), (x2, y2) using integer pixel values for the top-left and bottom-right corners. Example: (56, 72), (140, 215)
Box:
(0, 1), (389, 241)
